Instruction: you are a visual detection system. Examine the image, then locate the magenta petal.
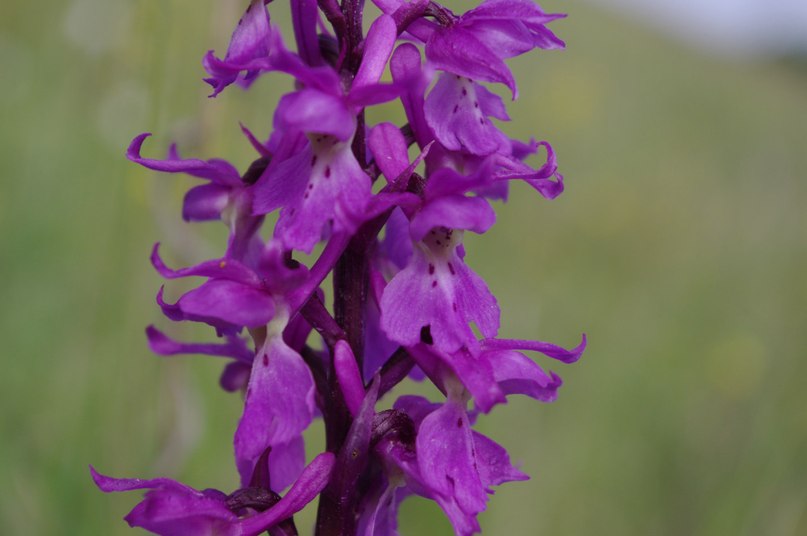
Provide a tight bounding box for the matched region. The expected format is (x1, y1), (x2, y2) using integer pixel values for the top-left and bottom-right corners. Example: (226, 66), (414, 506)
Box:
(393, 394), (441, 427)
(182, 183), (230, 221)
(267, 436), (307, 492)
(221, 0), (272, 65)
(471, 431), (529, 488)
(390, 43), (434, 148)
(272, 141), (371, 254)
(203, 0), (275, 96)
(380, 250), (472, 352)
(91, 466), (197, 494)
(353, 15), (397, 89)
(234, 336), (315, 486)
(237, 452), (335, 536)
(168, 280), (275, 329)
(426, 28), (516, 95)
(220, 361), (252, 392)
(127, 133), (241, 186)
(409, 196), (496, 241)
(146, 325), (253, 361)
(417, 400), (487, 521)
(150, 243), (261, 286)
(380, 245), (499, 353)
(380, 207), (413, 270)
(487, 348), (562, 402)
(425, 74), (510, 156)
(465, 0), (565, 24)
(90, 467), (239, 536)
(253, 144), (310, 216)
(443, 346), (505, 413)
(275, 89), (355, 141)
(481, 334), (587, 364)
(368, 122), (409, 183)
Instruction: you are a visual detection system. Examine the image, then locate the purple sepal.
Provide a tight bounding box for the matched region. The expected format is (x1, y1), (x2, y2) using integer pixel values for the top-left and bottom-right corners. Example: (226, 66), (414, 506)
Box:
(487, 349), (563, 402)
(90, 466), (239, 536)
(220, 361), (252, 392)
(481, 333), (587, 364)
(182, 183), (231, 222)
(150, 243), (261, 286)
(145, 325), (253, 362)
(127, 133), (241, 186)
(156, 281), (275, 330)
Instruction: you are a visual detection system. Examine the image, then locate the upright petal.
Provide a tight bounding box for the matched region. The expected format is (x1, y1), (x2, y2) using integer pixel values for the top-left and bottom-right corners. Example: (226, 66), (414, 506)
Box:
(426, 28), (516, 96)
(353, 15), (398, 89)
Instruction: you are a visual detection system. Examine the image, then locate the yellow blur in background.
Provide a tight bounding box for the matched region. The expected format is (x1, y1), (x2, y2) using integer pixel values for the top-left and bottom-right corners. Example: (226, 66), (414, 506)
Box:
(1, 0), (806, 534)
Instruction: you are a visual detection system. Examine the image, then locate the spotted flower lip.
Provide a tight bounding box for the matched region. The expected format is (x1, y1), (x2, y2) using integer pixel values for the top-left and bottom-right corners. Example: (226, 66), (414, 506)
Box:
(101, 0), (584, 534)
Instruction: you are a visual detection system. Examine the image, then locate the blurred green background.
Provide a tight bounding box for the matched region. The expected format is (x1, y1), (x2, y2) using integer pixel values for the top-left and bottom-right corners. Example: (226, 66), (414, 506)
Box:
(1, 0), (806, 534)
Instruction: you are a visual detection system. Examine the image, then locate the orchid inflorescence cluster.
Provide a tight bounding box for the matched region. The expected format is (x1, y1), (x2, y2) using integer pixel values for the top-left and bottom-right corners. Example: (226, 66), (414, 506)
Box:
(91, 0), (585, 534)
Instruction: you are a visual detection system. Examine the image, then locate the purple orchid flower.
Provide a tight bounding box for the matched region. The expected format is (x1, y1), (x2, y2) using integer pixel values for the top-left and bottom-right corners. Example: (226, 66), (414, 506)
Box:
(100, 1), (586, 534)
(127, 133), (264, 263)
(203, 0), (278, 97)
(91, 452), (335, 536)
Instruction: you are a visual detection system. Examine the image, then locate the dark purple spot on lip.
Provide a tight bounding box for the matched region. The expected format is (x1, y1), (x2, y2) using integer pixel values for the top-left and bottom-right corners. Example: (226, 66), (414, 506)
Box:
(474, 101), (479, 108)
(311, 155), (317, 167)
(453, 104), (459, 114)
(431, 280), (437, 288)
(457, 418), (463, 427)
(428, 263), (435, 275)
(448, 262), (456, 275)
(452, 302), (458, 312)
(324, 166), (331, 178)
(262, 354), (268, 366)
(462, 88), (467, 96)
(479, 118), (485, 124)
(308, 183), (313, 190)
(303, 192), (309, 199)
